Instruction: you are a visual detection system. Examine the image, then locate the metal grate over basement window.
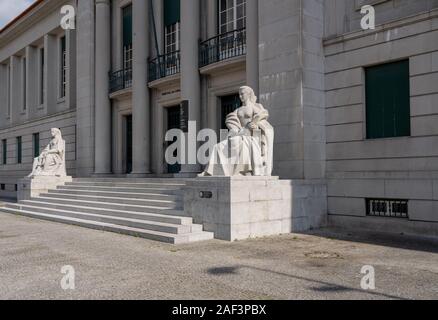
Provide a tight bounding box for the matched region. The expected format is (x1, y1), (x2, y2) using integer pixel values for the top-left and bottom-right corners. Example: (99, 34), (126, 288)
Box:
(366, 199), (409, 219)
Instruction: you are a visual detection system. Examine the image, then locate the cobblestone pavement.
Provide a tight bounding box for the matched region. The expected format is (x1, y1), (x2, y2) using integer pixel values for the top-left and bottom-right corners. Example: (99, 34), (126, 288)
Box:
(0, 212), (437, 300)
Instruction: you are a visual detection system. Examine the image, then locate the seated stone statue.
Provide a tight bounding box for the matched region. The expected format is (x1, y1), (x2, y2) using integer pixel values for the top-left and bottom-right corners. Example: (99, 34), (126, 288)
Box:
(28, 128), (67, 177)
(200, 86), (274, 177)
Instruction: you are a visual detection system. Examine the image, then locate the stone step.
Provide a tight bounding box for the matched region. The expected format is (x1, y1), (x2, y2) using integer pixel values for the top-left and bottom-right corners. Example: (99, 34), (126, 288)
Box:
(51, 188), (182, 201)
(0, 207), (213, 244)
(9, 201), (192, 225)
(66, 181), (186, 189)
(73, 178), (189, 184)
(38, 192), (183, 208)
(3, 204), (201, 234)
(26, 197), (184, 215)
(58, 185), (184, 195)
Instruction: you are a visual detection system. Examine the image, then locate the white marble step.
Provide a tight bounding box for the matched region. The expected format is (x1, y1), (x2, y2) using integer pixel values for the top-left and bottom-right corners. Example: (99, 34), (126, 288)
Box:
(26, 196), (184, 215)
(50, 188), (182, 201)
(58, 185), (184, 195)
(65, 181), (186, 189)
(0, 207), (213, 244)
(38, 192), (183, 208)
(8, 201), (192, 225)
(73, 178), (189, 184)
(2, 204), (200, 234)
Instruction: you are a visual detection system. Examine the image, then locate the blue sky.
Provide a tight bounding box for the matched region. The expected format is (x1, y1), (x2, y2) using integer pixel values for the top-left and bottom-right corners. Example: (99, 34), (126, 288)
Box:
(0, 0), (36, 29)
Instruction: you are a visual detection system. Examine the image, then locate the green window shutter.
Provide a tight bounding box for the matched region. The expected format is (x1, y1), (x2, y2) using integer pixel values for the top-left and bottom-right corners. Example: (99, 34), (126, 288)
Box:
(123, 5), (133, 47)
(2, 139), (6, 165)
(33, 133), (40, 158)
(366, 60), (411, 139)
(17, 137), (22, 164)
(164, 0), (180, 26)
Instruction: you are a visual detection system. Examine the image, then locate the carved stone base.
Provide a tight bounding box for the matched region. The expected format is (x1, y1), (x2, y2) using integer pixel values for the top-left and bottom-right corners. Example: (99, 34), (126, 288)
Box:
(17, 176), (73, 201)
(184, 177), (327, 241)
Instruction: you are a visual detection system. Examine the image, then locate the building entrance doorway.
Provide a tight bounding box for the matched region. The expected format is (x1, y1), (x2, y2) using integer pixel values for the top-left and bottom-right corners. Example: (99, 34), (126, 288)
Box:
(125, 115), (133, 174)
(166, 106), (181, 174)
(220, 94), (241, 129)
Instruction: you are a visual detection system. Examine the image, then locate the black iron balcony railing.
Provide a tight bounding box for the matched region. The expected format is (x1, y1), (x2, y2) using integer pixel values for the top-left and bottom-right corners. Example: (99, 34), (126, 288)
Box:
(199, 28), (246, 68)
(148, 50), (181, 82)
(109, 68), (132, 93)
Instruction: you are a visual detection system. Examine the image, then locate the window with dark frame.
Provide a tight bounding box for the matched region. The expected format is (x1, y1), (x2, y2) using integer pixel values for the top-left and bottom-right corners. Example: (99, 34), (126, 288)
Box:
(365, 60), (411, 139)
(40, 47), (44, 105)
(219, 0), (247, 34)
(122, 5), (133, 71)
(33, 133), (40, 158)
(2, 139), (7, 165)
(16, 136), (22, 164)
(60, 36), (67, 98)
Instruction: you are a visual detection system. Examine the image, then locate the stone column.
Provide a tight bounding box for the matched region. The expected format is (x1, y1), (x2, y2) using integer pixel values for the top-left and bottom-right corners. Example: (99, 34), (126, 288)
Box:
(180, 0), (201, 175)
(9, 55), (21, 122)
(246, 0), (259, 95)
(94, 0), (112, 175)
(130, 0), (151, 176)
(44, 34), (56, 114)
(153, 0), (164, 56)
(76, 0), (95, 177)
(66, 29), (77, 110)
(25, 46), (38, 113)
(206, 0), (217, 39)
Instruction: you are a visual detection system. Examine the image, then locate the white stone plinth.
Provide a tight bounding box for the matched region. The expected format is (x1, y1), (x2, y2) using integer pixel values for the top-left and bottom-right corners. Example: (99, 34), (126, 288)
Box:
(17, 176), (73, 201)
(184, 177), (327, 241)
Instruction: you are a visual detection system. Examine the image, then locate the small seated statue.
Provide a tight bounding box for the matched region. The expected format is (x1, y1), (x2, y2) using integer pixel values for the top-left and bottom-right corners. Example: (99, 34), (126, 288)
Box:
(200, 86), (274, 177)
(28, 128), (67, 177)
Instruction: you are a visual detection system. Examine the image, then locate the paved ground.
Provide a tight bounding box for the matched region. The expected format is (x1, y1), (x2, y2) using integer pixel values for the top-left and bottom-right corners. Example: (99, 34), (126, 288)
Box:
(0, 212), (437, 300)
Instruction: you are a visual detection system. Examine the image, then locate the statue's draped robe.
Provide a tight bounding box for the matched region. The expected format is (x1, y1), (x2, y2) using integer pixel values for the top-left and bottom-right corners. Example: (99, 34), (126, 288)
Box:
(29, 137), (67, 177)
(203, 103), (274, 177)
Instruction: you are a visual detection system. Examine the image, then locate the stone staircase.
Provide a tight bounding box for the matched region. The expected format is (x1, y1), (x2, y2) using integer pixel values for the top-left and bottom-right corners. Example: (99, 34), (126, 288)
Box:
(0, 178), (214, 244)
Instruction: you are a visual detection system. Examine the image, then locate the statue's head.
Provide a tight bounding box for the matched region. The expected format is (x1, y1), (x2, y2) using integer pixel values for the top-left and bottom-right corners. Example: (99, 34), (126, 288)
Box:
(239, 86), (257, 104)
(51, 128), (62, 138)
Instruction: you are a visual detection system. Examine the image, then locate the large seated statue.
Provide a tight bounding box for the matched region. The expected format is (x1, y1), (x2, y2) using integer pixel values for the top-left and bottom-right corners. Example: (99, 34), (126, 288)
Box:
(200, 86), (274, 177)
(28, 128), (67, 177)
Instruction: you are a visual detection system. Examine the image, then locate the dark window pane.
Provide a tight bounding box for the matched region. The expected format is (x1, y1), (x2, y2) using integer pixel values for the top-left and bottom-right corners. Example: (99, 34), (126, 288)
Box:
(366, 60), (411, 139)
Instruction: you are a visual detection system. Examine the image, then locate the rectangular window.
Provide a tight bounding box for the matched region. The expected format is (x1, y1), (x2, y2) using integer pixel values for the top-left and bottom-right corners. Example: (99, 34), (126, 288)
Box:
(33, 133), (40, 158)
(16, 136), (22, 164)
(0, 184), (5, 191)
(122, 5), (133, 71)
(60, 36), (67, 98)
(220, 94), (241, 129)
(367, 199), (409, 219)
(22, 57), (27, 111)
(165, 22), (180, 54)
(365, 60), (411, 139)
(2, 139), (7, 165)
(39, 47), (45, 105)
(219, 0), (246, 34)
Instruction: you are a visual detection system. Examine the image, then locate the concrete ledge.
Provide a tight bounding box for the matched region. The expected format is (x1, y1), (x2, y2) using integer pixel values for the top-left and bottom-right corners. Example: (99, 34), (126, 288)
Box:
(184, 177), (327, 241)
(17, 176), (73, 201)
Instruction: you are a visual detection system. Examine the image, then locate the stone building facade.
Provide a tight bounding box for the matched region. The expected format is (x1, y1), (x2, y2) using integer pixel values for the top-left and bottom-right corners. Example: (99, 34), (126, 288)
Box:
(0, 0), (437, 236)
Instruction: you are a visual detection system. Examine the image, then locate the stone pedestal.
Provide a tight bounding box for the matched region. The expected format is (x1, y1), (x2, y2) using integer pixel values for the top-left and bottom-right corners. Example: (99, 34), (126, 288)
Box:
(184, 177), (327, 241)
(17, 176), (73, 201)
